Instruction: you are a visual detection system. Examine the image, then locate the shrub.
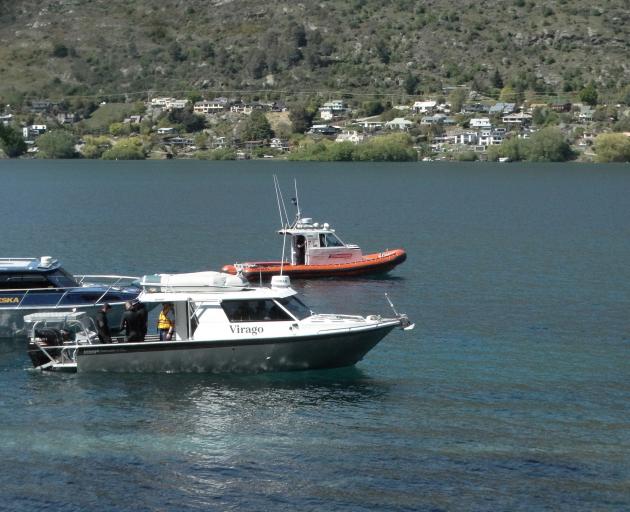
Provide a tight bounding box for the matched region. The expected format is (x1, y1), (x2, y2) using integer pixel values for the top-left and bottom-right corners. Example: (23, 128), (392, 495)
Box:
(101, 138), (146, 159)
(36, 130), (77, 159)
(593, 133), (630, 162)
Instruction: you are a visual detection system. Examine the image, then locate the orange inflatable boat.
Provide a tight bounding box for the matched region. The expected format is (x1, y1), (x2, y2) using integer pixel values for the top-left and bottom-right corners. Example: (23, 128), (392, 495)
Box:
(222, 215), (406, 279)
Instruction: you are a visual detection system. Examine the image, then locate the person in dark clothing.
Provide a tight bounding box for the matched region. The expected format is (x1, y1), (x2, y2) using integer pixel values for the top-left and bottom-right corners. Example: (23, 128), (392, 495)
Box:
(133, 299), (148, 341)
(95, 303), (112, 343)
(120, 301), (142, 342)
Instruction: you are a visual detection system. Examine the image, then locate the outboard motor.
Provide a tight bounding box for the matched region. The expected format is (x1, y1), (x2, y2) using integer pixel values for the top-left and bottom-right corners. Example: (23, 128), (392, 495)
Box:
(27, 328), (64, 369)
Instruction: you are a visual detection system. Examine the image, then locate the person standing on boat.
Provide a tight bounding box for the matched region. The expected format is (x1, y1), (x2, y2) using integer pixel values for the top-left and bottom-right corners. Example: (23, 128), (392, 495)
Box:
(95, 303), (112, 343)
(120, 301), (142, 342)
(157, 303), (175, 341)
(133, 299), (148, 341)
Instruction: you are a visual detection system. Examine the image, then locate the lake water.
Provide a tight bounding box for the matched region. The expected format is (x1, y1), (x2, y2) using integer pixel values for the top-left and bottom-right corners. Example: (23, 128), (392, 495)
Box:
(0, 160), (629, 511)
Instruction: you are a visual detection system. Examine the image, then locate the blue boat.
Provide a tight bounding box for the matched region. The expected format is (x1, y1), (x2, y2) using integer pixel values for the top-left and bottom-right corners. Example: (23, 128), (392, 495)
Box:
(0, 256), (140, 338)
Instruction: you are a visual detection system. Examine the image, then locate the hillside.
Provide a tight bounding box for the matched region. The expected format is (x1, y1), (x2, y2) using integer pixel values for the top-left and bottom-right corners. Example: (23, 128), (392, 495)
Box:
(1, 0), (629, 105)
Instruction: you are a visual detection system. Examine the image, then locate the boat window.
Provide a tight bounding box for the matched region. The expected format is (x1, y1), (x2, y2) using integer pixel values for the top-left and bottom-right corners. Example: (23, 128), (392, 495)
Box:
(221, 300), (293, 322)
(319, 233), (344, 248)
(46, 269), (79, 288)
(0, 273), (52, 290)
(276, 296), (312, 320)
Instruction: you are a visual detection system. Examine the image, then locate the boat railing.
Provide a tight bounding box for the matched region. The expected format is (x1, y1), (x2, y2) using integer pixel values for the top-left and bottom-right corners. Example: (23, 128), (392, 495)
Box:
(29, 316), (97, 368)
(75, 275), (140, 287)
(5, 280), (137, 310)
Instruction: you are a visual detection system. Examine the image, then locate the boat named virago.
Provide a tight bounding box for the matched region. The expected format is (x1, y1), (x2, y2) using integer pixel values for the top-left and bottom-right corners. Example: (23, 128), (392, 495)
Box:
(26, 271), (413, 373)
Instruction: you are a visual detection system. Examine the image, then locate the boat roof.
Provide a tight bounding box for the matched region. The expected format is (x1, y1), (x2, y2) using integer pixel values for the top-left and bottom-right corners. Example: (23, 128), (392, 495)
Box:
(0, 256), (61, 272)
(23, 311), (89, 323)
(277, 217), (338, 236)
(138, 286), (297, 304)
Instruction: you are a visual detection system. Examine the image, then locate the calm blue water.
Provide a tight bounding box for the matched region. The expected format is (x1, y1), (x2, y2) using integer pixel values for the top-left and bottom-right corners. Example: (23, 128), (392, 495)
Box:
(0, 160), (629, 511)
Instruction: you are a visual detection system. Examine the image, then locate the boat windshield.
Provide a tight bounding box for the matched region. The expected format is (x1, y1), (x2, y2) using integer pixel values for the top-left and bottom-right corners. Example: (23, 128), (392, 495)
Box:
(319, 233), (344, 248)
(276, 296), (312, 320)
(46, 269), (79, 288)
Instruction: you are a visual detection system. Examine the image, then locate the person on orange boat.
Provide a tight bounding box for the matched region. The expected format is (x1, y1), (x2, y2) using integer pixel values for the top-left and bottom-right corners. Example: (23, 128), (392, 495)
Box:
(157, 302), (175, 341)
(295, 235), (306, 265)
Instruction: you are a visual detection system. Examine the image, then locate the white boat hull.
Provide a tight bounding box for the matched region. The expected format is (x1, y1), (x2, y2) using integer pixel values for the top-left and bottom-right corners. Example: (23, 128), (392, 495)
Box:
(73, 322), (398, 373)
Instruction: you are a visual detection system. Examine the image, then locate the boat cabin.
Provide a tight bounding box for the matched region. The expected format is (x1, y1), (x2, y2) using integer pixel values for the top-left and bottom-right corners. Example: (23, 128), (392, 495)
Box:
(138, 273), (313, 342)
(278, 218), (363, 266)
(0, 257), (78, 290)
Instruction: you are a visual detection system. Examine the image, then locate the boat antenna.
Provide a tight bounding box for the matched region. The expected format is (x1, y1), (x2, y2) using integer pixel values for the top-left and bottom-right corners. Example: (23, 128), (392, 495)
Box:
(385, 293), (399, 317)
(292, 178), (301, 224)
(274, 174), (291, 227)
(280, 222), (288, 275)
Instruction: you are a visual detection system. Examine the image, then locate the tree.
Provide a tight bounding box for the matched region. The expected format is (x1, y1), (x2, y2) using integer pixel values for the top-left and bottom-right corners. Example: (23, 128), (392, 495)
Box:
(448, 88), (467, 114)
(0, 124), (27, 157)
(403, 73), (419, 95)
(526, 127), (574, 162)
(499, 85), (517, 103)
(167, 109), (206, 132)
(593, 133), (630, 162)
(375, 39), (390, 64)
(579, 83), (598, 106)
(102, 138), (146, 159)
(492, 69), (504, 89)
(36, 130), (77, 158)
(241, 111), (273, 141)
(289, 106), (314, 134)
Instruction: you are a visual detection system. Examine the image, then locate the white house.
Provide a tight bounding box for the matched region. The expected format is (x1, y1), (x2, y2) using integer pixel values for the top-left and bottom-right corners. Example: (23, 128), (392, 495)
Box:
(470, 117), (492, 129)
(412, 100), (437, 114)
(502, 113), (532, 124)
(270, 138), (290, 151)
(453, 132), (478, 145)
(194, 100), (227, 115)
(150, 97), (189, 111)
(336, 130), (365, 144)
(22, 124), (47, 139)
(157, 127), (175, 135)
(385, 118), (413, 130)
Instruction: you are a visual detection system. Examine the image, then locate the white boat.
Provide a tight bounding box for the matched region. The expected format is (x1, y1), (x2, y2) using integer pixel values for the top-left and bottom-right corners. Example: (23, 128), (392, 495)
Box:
(0, 256), (140, 338)
(26, 272), (413, 374)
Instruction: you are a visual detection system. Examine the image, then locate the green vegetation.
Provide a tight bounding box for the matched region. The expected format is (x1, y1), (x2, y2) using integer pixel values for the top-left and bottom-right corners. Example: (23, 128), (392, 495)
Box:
(81, 103), (143, 133)
(0, 1), (628, 102)
(101, 138), (146, 160)
(241, 111), (274, 141)
(0, 124), (27, 157)
(36, 130), (77, 158)
(488, 127), (574, 162)
(593, 133), (630, 162)
(289, 134), (417, 162)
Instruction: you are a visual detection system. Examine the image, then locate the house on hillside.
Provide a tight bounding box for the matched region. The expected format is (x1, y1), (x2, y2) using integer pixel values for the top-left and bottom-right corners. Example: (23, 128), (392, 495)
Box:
(22, 124), (47, 139)
(463, 103), (490, 114)
(385, 118), (413, 130)
(270, 138), (290, 151)
(194, 100), (227, 115)
(309, 124), (341, 136)
(489, 103), (516, 115)
(336, 130), (365, 144)
(502, 112), (532, 125)
(412, 100), (437, 114)
(470, 117), (492, 129)
(550, 99), (572, 112)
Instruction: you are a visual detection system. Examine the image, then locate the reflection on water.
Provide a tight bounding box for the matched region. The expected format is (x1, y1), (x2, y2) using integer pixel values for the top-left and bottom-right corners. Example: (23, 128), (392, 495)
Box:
(1, 161), (630, 511)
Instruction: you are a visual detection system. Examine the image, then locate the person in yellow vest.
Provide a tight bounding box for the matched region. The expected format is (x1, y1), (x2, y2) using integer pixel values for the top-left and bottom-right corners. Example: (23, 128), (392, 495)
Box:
(157, 303), (175, 341)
